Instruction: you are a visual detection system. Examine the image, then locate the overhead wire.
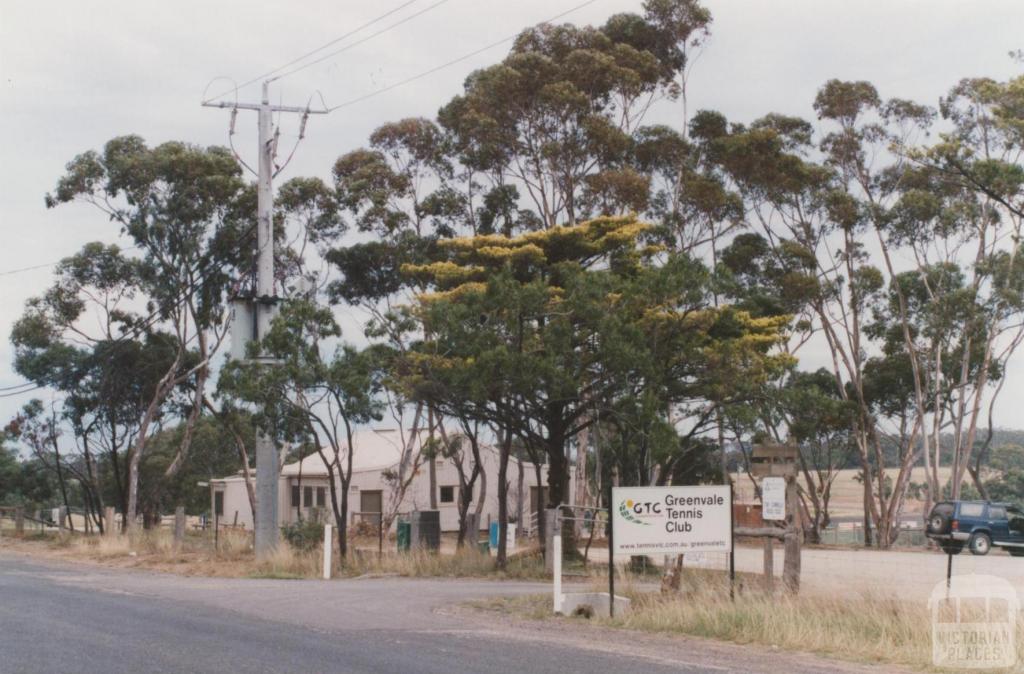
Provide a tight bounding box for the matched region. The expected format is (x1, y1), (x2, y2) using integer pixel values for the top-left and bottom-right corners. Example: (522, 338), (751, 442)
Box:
(0, 245), (140, 278)
(0, 382), (41, 393)
(203, 0), (425, 104)
(0, 384), (44, 399)
(268, 0), (453, 84)
(326, 0), (604, 111)
(4, 222), (261, 403)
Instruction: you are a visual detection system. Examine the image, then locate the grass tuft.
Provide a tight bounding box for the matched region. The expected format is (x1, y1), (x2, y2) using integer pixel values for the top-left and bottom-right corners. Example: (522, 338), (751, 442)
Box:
(13, 529), (551, 580)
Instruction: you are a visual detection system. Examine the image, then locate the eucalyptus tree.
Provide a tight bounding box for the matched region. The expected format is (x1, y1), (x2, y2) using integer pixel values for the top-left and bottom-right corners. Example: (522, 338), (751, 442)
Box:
(218, 299), (385, 558)
(403, 216), (790, 560)
(691, 73), (1024, 546)
(691, 100), (935, 545)
(438, 0), (711, 230)
(0, 436), (54, 508)
(893, 74), (1024, 500)
(24, 137), (253, 528)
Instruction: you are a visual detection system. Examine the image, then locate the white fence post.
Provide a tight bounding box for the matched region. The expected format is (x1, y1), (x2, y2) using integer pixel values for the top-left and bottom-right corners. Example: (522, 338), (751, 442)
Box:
(323, 524), (333, 580)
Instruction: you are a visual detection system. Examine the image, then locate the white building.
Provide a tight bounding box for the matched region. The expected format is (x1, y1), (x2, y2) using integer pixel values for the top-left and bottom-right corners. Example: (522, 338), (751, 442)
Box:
(211, 428), (567, 533)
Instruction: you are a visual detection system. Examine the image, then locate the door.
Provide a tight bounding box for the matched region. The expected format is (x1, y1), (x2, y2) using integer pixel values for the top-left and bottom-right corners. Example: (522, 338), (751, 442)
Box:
(1009, 507), (1024, 542)
(989, 504), (1010, 543)
(360, 490), (383, 514)
(359, 490), (383, 530)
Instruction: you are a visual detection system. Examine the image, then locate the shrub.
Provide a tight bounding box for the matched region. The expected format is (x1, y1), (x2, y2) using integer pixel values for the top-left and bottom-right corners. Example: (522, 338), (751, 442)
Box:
(281, 519), (324, 551)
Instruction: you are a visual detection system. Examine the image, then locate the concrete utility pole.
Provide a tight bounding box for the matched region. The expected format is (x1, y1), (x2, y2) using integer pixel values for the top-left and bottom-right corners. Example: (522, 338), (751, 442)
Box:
(203, 82), (325, 558)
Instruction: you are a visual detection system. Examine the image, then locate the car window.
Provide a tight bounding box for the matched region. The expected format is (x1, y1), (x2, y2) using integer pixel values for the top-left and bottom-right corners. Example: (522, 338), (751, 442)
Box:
(990, 506), (1007, 520)
(959, 503), (985, 517)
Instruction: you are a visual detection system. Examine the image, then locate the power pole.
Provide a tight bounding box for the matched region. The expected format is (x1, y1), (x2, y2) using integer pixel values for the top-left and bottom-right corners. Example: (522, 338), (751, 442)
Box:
(203, 82), (325, 558)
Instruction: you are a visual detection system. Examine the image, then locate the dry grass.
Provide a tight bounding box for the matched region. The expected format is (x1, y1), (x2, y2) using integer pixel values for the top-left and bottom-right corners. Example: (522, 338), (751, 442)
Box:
(338, 547), (547, 580)
(5, 529), (552, 580)
(609, 581), (932, 669)
(77, 529), (324, 579)
(469, 567), (1022, 671)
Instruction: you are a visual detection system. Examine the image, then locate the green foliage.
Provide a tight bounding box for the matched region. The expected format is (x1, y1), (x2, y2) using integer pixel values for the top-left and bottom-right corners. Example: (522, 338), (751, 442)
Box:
(965, 444), (1024, 504)
(403, 216), (791, 503)
(139, 417), (252, 515)
(0, 443), (54, 508)
(281, 519), (325, 552)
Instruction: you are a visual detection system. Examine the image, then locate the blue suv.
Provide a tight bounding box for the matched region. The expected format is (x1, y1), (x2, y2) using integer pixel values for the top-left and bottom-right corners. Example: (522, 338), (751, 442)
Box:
(926, 500), (1024, 556)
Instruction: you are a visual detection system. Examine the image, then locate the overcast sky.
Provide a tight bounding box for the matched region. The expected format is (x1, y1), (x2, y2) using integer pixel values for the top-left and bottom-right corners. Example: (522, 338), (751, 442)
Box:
(1, 0), (1022, 429)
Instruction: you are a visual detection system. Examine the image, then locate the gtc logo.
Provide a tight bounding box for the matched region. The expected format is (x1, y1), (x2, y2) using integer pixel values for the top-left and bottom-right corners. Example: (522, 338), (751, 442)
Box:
(619, 499), (659, 525)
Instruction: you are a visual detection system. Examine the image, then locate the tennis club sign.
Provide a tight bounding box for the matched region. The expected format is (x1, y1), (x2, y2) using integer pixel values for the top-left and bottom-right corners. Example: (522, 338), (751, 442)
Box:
(612, 485), (733, 555)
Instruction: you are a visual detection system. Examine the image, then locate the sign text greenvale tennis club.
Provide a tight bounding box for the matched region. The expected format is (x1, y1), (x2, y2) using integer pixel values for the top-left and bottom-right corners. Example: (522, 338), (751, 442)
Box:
(611, 485), (733, 556)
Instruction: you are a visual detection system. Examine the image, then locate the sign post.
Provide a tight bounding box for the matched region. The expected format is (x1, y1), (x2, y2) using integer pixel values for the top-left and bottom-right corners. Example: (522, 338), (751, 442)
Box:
(611, 484), (734, 604)
(729, 487), (736, 601)
(608, 504), (615, 618)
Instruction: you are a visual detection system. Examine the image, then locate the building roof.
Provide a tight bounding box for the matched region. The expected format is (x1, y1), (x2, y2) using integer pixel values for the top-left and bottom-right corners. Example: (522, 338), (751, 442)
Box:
(280, 428), (427, 477)
(213, 427), (547, 483)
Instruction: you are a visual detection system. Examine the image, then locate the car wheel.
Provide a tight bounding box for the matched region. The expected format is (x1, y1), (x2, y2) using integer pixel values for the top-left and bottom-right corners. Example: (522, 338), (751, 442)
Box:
(929, 514), (950, 534)
(940, 542), (963, 555)
(970, 533), (992, 556)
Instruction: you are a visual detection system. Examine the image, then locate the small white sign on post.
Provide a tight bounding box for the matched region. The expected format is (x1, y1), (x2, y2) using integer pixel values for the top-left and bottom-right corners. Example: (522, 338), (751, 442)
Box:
(762, 477), (786, 521)
(611, 485), (732, 555)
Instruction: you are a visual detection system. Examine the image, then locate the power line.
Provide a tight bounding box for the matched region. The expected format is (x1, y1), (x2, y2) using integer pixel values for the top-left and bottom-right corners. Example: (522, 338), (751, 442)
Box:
(0, 384), (43, 400)
(4, 223), (260, 404)
(326, 0), (604, 111)
(0, 261), (64, 277)
(0, 382), (40, 393)
(203, 0), (425, 104)
(0, 245), (139, 277)
(269, 0), (453, 84)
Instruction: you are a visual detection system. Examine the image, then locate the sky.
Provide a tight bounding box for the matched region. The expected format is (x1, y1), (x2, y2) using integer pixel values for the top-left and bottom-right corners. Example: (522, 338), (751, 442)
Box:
(1, 0), (1022, 429)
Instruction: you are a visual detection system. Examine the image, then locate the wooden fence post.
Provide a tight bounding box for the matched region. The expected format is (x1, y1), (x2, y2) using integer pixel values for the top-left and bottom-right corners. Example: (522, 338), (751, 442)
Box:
(15, 507), (25, 537)
(783, 476), (801, 593)
(174, 507), (186, 547)
(58, 506), (67, 532)
(763, 537), (774, 591)
(104, 507), (117, 537)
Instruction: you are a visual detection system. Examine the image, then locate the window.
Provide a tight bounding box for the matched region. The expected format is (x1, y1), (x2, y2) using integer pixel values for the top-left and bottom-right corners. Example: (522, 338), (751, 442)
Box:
(960, 503), (985, 517)
(291, 486), (300, 508)
(439, 486), (455, 504)
(214, 491), (224, 517)
(316, 487), (326, 507)
(304, 486), (313, 508)
(990, 506), (1007, 520)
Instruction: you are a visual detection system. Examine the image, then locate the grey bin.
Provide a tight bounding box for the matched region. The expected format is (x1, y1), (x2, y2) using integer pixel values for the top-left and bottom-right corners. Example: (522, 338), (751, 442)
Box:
(408, 510), (441, 551)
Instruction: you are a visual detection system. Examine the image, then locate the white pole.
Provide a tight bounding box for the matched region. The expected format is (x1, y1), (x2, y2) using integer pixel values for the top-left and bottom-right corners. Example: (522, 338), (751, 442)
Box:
(200, 86), (325, 559)
(552, 531), (562, 614)
(253, 80), (280, 559)
(323, 523), (333, 580)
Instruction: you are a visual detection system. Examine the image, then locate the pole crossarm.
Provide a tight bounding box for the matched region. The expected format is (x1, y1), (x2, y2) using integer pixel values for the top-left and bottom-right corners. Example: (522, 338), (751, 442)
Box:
(201, 101), (328, 114)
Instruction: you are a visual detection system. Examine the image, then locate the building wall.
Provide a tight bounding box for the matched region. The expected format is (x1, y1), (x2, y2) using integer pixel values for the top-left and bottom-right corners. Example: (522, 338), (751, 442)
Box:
(214, 478), (253, 530)
(217, 447), (574, 533)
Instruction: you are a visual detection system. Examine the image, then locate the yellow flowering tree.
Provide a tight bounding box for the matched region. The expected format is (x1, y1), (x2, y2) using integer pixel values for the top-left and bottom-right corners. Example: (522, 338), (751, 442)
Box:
(400, 215), (791, 563)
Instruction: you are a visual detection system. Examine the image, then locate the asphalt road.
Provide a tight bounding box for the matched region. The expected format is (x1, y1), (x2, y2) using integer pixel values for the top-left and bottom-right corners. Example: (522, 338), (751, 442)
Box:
(0, 553), (900, 674)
